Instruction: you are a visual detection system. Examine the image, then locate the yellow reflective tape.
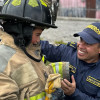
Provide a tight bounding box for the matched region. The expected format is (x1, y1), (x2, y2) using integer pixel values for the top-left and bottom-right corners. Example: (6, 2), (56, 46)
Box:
(24, 92), (46, 100)
(69, 64), (76, 73)
(12, 0), (21, 6)
(58, 62), (63, 78)
(69, 42), (76, 48)
(42, 56), (45, 62)
(51, 63), (56, 73)
(41, 0), (50, 6)
(86, 25), (100, 35)
(40, 0), (47, 7)
(28, 0), (39, 8)
(86, 76), (100, 87)
(4, 0), (9, 5)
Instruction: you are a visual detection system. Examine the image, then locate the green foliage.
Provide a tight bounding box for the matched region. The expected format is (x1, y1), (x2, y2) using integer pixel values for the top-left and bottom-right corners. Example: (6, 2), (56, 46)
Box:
(54, 40), (67, 45)
(40, 38), (44, 40)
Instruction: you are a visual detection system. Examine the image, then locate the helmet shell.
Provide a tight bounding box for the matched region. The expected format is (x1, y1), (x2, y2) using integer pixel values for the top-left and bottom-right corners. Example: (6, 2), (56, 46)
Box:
(0, 0), (57, 28)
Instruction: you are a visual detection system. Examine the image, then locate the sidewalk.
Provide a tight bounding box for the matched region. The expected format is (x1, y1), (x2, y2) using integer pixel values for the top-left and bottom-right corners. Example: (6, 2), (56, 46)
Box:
(41, 17), (100, 43)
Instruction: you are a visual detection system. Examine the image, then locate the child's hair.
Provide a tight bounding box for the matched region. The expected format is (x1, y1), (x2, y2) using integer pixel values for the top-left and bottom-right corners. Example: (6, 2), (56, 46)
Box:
(2, 21), (35, 47)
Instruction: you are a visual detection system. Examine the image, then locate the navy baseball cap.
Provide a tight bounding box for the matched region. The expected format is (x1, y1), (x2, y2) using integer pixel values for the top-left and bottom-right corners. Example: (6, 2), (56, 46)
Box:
(74, 22), (100, 44)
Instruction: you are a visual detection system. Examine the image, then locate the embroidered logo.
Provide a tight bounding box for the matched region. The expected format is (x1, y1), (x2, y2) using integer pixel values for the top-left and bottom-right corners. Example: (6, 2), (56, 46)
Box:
(86, 76), (100, 87)
(69, 64), (76, 73)
(86, 25), (100, 35)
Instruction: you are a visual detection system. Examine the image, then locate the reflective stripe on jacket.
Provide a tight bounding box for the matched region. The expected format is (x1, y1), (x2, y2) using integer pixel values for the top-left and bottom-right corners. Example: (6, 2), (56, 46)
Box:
(42, 56), (70, 80)
(24, 92), (45, 100)
(51, 62), (63, 77)
(50, 62), (70, 80)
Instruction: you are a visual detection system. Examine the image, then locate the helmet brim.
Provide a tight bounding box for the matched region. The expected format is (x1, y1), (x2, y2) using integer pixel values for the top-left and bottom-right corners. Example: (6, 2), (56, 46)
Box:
(0, 14), (57, 28)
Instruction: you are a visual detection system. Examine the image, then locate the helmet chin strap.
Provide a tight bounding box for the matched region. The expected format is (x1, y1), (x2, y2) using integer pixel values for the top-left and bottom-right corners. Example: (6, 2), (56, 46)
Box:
(18, 37), (42, 62)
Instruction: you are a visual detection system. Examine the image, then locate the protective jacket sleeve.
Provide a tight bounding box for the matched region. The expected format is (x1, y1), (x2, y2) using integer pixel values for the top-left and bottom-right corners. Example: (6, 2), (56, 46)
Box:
(40, 40), (70, 62)
(0, 73), (19, 100)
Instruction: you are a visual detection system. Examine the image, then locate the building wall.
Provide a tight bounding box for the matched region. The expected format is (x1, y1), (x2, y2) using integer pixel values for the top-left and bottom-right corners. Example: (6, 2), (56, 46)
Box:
(58, 0), (100, 19)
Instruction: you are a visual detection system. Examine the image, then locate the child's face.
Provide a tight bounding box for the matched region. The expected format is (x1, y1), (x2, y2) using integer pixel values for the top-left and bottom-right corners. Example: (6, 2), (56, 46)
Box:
(32, 28), (43, 44)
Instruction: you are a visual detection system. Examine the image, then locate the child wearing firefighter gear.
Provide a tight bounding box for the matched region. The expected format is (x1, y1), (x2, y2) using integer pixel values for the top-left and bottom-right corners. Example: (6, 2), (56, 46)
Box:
(41, 22), (100, 100)
(0, 0), (61, 100)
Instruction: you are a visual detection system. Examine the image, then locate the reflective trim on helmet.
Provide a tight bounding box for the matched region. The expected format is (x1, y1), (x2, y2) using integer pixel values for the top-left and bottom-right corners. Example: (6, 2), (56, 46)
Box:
(28, 0), (47, 8)
(12, 0), (21, 6)
(24, 92), (46, 100)
(28, 0), (39, 8)
(41, 0), (51, 7)
(40, 0), (47, 7)
(4, 0), (9, 5)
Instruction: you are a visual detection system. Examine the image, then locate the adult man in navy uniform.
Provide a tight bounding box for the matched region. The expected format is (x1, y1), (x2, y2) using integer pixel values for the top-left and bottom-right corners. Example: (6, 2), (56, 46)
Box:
(41, 22), (100, 100)
(0, 0), (60, 100)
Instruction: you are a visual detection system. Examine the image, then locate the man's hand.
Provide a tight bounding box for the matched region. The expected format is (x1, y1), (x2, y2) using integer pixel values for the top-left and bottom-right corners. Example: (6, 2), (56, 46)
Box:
(61, 75), (76, 96)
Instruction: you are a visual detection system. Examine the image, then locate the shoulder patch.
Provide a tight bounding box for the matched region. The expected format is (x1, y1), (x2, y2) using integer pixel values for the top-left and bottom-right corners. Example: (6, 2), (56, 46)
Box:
(67, 42), (77, 48)
(0, 45), (16, 72)
(86, 76), (100, 87)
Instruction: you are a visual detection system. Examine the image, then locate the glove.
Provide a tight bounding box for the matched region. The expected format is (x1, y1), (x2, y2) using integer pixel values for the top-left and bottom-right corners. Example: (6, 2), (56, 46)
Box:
(45, 73), (61, 100)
